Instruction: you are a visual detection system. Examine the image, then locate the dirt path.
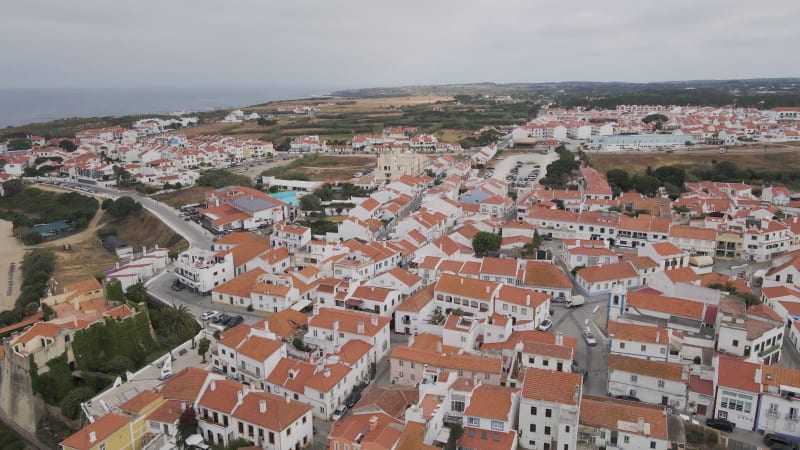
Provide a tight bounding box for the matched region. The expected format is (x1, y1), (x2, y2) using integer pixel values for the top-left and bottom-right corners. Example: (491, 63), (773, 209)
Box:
(0, 221), (24, 311)
(31, 209), (107, 249)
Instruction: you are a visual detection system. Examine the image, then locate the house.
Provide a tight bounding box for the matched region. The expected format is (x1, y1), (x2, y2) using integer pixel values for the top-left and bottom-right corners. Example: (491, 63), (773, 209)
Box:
(460, 384), (521, 450)
(518, 367), (582, 450)
(270, 222), (311, 251)
(638, 241), (690, 272)
(712, 356), (760, 430)
(304, 307), (391, 363)
(366, 268), (423, 298)
(230, 390), (313, 450)
(495, 285), (550, 329)
(559, 239), (619, 271)
(327, 412), (404, 450)
(60, 413), (134, 450)
(607, 321), (679, 362)
(394, 285), (437, 335)
(579, 396), (673, 450)
(345, 285), (403, 317)
(174, 248), (234, 294)
(202, 186), (293, 232)
(717, 298), (784, 365)
(755, 364), (800, 439)
(390, 344), (503, 386)
(212, 323), (286, 386)
(607, 354), (689, 411)
(574, 261), (639, 296)
(522, 261), (574, 299)
(668, 225), (717, 256)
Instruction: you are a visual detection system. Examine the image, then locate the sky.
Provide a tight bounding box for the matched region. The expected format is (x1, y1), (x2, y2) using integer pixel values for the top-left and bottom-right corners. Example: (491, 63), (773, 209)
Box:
(3, 0), (800, 89)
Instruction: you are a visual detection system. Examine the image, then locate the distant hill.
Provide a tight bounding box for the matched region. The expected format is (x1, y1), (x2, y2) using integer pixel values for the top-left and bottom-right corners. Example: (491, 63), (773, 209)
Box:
(332, 78), (800, 108)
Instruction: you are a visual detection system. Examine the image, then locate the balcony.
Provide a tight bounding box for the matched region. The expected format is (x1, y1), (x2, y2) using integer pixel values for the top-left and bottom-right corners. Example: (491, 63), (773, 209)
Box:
(759, 344), (781, 358)
(785, 413), (800, 421)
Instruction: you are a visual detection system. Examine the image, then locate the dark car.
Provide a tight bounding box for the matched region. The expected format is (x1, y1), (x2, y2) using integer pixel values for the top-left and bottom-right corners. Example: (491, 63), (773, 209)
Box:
(225, 315), (244, 327)
(345, 390), (362, 408)
(705, 418), (734, 432)
(213, 313), (230, 324)
(171, 281), (184, 291)
(614, 395), (641, 402)
(765, 433), (797, 449)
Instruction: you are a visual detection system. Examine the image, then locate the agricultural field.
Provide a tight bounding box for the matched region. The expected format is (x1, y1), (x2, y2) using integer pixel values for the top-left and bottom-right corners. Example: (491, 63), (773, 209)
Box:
(589, 149), (800, 177)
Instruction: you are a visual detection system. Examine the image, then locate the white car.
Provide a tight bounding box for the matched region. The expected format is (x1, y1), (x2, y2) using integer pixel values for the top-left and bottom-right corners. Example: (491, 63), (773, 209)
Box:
(200, 310), (220, 321)
(332, 404), (347, 421)
(537, 319), (553, 332)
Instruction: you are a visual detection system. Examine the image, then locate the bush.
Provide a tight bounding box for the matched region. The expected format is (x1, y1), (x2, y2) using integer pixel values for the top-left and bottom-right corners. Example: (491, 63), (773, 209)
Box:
(196, 169), (253, 188)
(292, 337), (309, 352)
(59, 387), (96, 419)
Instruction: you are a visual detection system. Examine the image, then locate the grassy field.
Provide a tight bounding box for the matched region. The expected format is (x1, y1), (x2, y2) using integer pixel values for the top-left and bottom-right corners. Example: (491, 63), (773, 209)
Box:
(52, 210), (188, 286)
(285, 154), (377, 181)
(589, 150), (800, 176)
(153, 186), (208, 208)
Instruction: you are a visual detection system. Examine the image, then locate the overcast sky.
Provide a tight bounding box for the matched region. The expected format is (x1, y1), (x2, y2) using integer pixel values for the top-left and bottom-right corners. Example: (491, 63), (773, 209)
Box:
(3, 0), (799, 89)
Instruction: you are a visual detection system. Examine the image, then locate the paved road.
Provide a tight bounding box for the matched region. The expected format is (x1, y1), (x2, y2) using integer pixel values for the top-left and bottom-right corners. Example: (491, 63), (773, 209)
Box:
(146, 264), (268, 326)
(550, 297), (609, 396)
(30, 178), (214, 249)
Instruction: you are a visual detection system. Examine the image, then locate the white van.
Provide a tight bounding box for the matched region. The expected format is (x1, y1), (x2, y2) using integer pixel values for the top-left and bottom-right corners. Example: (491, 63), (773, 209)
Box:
(566, 295), (585, 308)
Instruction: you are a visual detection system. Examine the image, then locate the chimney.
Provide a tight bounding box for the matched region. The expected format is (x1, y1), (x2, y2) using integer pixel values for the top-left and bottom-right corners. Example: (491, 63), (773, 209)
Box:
(371, 286), (375, 292)
(237, 389), (244, 403)
(460, 278), (464, 285)
(436, 341), (442, 354)
(285, 395), (290, 404)
(573, 384), (580, 404)
(370, 315), (378, 326)
(369, 415), (379, 431)
(656, 332), (660, 343)
(637, 417), (645, 433)
(526, 294), (531, 306)
(755, 367), (763, 384)
(263, 321), (270, 332)
(485, 285), (490, 294)
(313, 304), (320, 316)
(210, 380), (216, 391)
(358, 322), (365, 334)
(333, 320), (339, 333)
(259, 399), (267, 413)
(408, 333), (415, 347)
(180, 401), (186, 411)
(324, 368), (331, 378)
(89, 431), (97, 444)
(555, 332), (564, 347)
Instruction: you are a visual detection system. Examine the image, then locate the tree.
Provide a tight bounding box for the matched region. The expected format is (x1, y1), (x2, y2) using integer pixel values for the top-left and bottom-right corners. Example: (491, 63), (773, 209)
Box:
(472, 231), (501, 256)
(653, 165), (686, 187)
(58, 140), (77, 152)
(633, 175), (661, 197)
(112, 165), (133, 185)
(197, 338), (210, 363)
(7, 139), (31, 151)
(176, 407), (198, 449)
(299, 194), (322, 211)
(642, 113), (669, 124)
(106, 197), (143, 218)
(60, 387), (95, 419)
(157, 305), (197, 341)
(606, 169), (631, 192)
(125, 283), (148, 303)
(2, 179), (23, 197)
(23, 302), (39, 317)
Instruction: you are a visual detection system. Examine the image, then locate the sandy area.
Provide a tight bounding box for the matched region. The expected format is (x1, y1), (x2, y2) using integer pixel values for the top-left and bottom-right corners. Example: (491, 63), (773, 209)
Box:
(0, 220), (24, 311)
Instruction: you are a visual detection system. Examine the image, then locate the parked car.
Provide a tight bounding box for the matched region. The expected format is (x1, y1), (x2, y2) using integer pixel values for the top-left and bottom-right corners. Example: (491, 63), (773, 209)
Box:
(705, 418), (734, 432)
(764, 433), (797, 449)
(345, 390), (362, 408)
(225, 315), (244, 327)
(332, 404), (347, 421)
(537, 319), (553, 332)
(200, 310), (220, 321)
(213, 313), (230, 324)
(583, 328), (597, 346)
(551, 294), (569, 304)
(171, 281), (184, 291)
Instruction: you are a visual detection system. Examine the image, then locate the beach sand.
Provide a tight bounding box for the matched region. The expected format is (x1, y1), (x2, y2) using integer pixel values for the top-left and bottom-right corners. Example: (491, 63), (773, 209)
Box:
(0, 220), (24, 311)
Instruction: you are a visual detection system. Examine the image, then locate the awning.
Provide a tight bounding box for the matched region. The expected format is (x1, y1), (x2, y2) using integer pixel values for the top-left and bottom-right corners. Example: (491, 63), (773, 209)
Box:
(689, 256), (714, 267)
(345, 299), (364, 307)
(291, 299), (312, 311)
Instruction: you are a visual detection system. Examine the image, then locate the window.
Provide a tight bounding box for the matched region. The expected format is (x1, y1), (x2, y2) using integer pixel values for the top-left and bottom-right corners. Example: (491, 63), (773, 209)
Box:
(619, 342), (626, 349)
(530, 406), (537, 415)
(631, 375), (638, 382)
(623, 435), (630, 444)
(452, 399), (465, 412)
(658, 380), (665, 388)
(529, 424), (536, 432)
(732, 340), (739, 347)
(565, 425), (570, 433)
(640, 344), (646, 351)
(399, 360), (404, 366)
(467, 417), (480, 426)
(491, 420), (503, 431)
(545, 426), (551, 435)
(545, 408), (552, 417)
(650, 441), (657, 449)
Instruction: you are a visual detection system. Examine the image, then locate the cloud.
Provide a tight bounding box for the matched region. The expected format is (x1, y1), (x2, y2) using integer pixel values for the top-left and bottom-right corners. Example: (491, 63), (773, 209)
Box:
(1, 0), (798, 88)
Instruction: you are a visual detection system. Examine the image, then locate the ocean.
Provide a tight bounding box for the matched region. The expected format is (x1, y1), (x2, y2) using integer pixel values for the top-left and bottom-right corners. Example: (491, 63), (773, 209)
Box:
(0, 86), (341, 128)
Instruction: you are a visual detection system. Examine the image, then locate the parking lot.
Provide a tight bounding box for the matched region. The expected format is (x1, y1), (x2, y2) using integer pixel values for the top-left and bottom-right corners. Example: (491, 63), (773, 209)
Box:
(489, 152), (560, 185)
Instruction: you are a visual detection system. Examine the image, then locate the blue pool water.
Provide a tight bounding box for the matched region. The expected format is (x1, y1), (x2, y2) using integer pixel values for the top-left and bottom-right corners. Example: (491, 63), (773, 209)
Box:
(270, 191), (299, 206)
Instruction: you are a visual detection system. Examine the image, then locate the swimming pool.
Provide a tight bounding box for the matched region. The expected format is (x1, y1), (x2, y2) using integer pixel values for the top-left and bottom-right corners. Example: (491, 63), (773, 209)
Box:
(270, 191), (299, 206)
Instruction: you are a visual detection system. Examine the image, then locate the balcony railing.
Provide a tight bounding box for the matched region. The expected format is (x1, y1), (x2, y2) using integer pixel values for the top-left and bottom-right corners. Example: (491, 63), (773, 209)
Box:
(759, 344), (781, 358)
(786, 413), (800, 421)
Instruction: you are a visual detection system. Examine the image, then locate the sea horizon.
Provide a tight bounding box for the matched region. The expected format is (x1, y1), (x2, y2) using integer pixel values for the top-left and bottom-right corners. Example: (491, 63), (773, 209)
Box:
(0, 85), (344, 129)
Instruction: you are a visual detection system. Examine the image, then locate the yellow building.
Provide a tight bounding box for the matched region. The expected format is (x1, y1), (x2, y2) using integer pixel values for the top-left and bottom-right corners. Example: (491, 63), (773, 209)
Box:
(60, 391), (166, 450)
(60, 413), (133, 450)
(716, 231), (744, 260)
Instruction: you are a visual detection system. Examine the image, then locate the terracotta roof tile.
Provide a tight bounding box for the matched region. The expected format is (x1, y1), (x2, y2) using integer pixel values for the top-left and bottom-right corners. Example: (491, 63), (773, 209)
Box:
(522, 367), (582, 405)
(580, 395), (668, 440)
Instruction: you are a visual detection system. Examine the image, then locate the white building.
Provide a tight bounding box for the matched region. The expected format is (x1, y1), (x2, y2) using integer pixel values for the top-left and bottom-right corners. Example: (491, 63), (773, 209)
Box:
(518, 367), (582, 450)
(607, 354), (689, 412)
(174, 248), (234, 294)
